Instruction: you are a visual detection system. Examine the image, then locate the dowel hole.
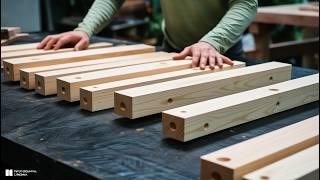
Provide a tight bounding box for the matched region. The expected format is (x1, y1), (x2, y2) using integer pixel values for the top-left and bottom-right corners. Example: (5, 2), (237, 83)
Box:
(120, 102), (126, 112)
(180, 110), (187, 113)
(22, 77), (26, 85)
(37, 80), (42, 90)
(217, 157), (231, 162)
(167, 98), (173, 104)
(269, 88), (279, 91)
(269, 76), (273, 81)
(169, 122), (177, 131)
(211, 172), (222, 180)
(93, 86), (98, 89)
(5, 67), (10, 74)
(75, 77), (82, 79)
(83, 97), (88, 105)
(61, 87), (66, 95)
(276, 101), (280, 106)
(204, 123), (209, 130)
(260, 176), (270, 180)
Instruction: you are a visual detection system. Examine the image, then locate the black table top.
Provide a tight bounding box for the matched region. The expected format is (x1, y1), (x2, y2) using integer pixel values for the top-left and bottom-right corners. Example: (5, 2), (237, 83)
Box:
(1, 34), (319, 179)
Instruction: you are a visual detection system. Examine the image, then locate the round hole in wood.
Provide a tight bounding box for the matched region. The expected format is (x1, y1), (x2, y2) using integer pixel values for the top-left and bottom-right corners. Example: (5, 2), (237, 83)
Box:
(269, 88), (279, 91)
(167, 98), (173, 104)
(211, 172), (222, 180)
(120, 102), (126, 111)
(61, 87), (66, 95)
(217, 157), (231, 162)
(269, 76), (273, 80)
(276, 101), (280, 106)
(37, 80), (42, 90)
(204, 123), (209, 130)
(75, 77), (82, 79)
(5, 67), (10, 74)
(169, 122), (176, 131)
(83, 97), (88, 105)
(260, 176), (270, 180)
(93, 86), (98, 89)
(180, 110), (187, 113)
(22, 77), (26, 85)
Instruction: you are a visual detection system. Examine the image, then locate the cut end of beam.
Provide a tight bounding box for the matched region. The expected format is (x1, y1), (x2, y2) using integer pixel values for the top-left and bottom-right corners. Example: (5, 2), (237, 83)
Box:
(114, 93), (134, 119)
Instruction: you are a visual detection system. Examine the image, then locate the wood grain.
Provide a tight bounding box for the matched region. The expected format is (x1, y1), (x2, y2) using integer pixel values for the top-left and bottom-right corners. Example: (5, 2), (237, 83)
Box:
(80, 61), (245, 112)
(1, 42), (40, 52)
(20, 52), (171, 90)
(2, 44), (155, 81)
(243, 144), (319, 180)
(114, 62), (292, 119)
(163, 74), (319, 142)
(200, 115), (319, 180)
(57, 60), (192, 102)
(34, 52), (176, 95)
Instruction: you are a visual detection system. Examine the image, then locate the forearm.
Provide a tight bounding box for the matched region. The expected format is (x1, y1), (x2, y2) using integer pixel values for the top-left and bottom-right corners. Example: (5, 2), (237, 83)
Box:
(75, 0), (125, 37)
(200, 0), (258, 53)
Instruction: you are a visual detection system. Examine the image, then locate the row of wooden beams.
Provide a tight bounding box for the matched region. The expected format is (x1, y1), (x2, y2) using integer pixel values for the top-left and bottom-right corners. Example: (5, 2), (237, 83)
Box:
(114, 62), (292, 119)
(200, 115), (319, 180)
(163, 74), (319, 142)
(1, 42), (113, 59)
(244, 144), (319, 180)
(20, 52), (172, 90)
(3, 44), (155, 81)
(80, 61), (245, 112)
(34, 52), (177, 95)
(56, 60), (193, 102)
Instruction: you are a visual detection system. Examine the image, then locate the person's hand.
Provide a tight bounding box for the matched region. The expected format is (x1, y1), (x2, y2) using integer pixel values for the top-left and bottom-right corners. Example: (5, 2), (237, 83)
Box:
(173, 42), (234, 70)
(37, 31), (90, 51)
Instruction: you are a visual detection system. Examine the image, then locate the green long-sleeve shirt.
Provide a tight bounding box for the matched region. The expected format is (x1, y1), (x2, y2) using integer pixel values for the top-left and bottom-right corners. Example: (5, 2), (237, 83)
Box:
(75, 0), (257, 53)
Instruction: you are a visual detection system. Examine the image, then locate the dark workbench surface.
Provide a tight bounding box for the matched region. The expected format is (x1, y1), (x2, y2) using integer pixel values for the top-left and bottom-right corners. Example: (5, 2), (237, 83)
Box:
(1, 34), (319, 179)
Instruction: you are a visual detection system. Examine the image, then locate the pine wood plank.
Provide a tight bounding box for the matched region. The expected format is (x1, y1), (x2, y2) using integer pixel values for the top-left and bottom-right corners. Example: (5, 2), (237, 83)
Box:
(243, 144), (319, 180)
(2, 44), (155, 81)
(163, 74), (319, 142)
(57, 60), (193, 102)
(1, 42), (40, 52)
(34, 52), (176, 95)
(20, 52), (171, 90)
(1, 42), (113, 59)
(200, 116), (319, 180)
(80, 61), (245, 112)
(114, 62), (292, 119)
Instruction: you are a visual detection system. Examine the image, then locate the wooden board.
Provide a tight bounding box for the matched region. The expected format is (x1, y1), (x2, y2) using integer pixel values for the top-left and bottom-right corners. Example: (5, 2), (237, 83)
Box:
(200, 116), (319, 180)
(1, 27), (21, 39)
(163, 74), (319, 142)
(56, 60), (192, 102)
(243, 144), (319, 180)
(80, 61), (246, 112)
(1, 33), (30, 46)
(34, 52), (176, 95)
(1, 42), (40, 52)
(20, 52), (171, 90)
(1, 42), (113, 59)
(2, 44), (155, 81)
(114, 62), (292, 119)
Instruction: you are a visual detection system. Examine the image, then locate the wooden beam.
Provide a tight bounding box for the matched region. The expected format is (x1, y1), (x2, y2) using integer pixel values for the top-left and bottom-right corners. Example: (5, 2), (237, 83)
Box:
(2, 44), (155, 81)
(34, 52), (177, 95)
(20, 52), (171, 90)
(1, 27), (21, 39)
(1, 42), (113, 59)
(57, 60), (192, 102)
(200, 116), (319, 180)
(1, 33), (30, 46)
(243, 144), (319, 180)
(114, 62), (292, 119)
(163, 74), (319, 142)
(80, 61), (245, 112)
(1, 42), (40, 52)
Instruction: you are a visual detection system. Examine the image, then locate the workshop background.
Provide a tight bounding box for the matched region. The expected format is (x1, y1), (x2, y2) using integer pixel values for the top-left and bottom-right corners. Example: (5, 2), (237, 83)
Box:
(1, 0), (319, 69)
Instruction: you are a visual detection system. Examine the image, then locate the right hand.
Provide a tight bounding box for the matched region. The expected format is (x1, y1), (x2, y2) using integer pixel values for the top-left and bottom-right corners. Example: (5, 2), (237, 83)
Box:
(37, 31), (90, 51)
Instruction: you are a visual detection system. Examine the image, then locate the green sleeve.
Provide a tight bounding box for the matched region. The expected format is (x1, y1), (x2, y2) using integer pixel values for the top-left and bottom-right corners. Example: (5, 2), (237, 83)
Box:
(200, 0), (258, 53)
(74, 0), (125, 37)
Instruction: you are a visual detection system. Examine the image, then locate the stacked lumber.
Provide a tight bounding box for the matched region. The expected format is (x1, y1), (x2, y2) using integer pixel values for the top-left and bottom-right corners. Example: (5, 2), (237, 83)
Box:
(1, 42), (319, 179)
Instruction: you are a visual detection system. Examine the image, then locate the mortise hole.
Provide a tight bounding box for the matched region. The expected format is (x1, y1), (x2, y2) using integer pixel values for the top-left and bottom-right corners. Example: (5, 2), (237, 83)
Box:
(260, 176), (270, 180)
(204, 123), (209, 130)
(269, 88), (279, 91)
(211, 172), (222, 180)
(217, 157), (231, 162)
(167, 98), (173, 104)
(83, 97), (88, 105)
(169, 122), (177, 131)
(37, 80), (42, 90)
(75, 77), (82, 79)
(120, 102), (126, 111)
(269, 76), (273, 80)
(61, 87), (66, 95)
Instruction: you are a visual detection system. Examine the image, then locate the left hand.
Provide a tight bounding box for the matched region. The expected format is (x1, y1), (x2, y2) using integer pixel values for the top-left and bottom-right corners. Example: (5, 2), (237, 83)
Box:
(173, 42), (234, 70)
